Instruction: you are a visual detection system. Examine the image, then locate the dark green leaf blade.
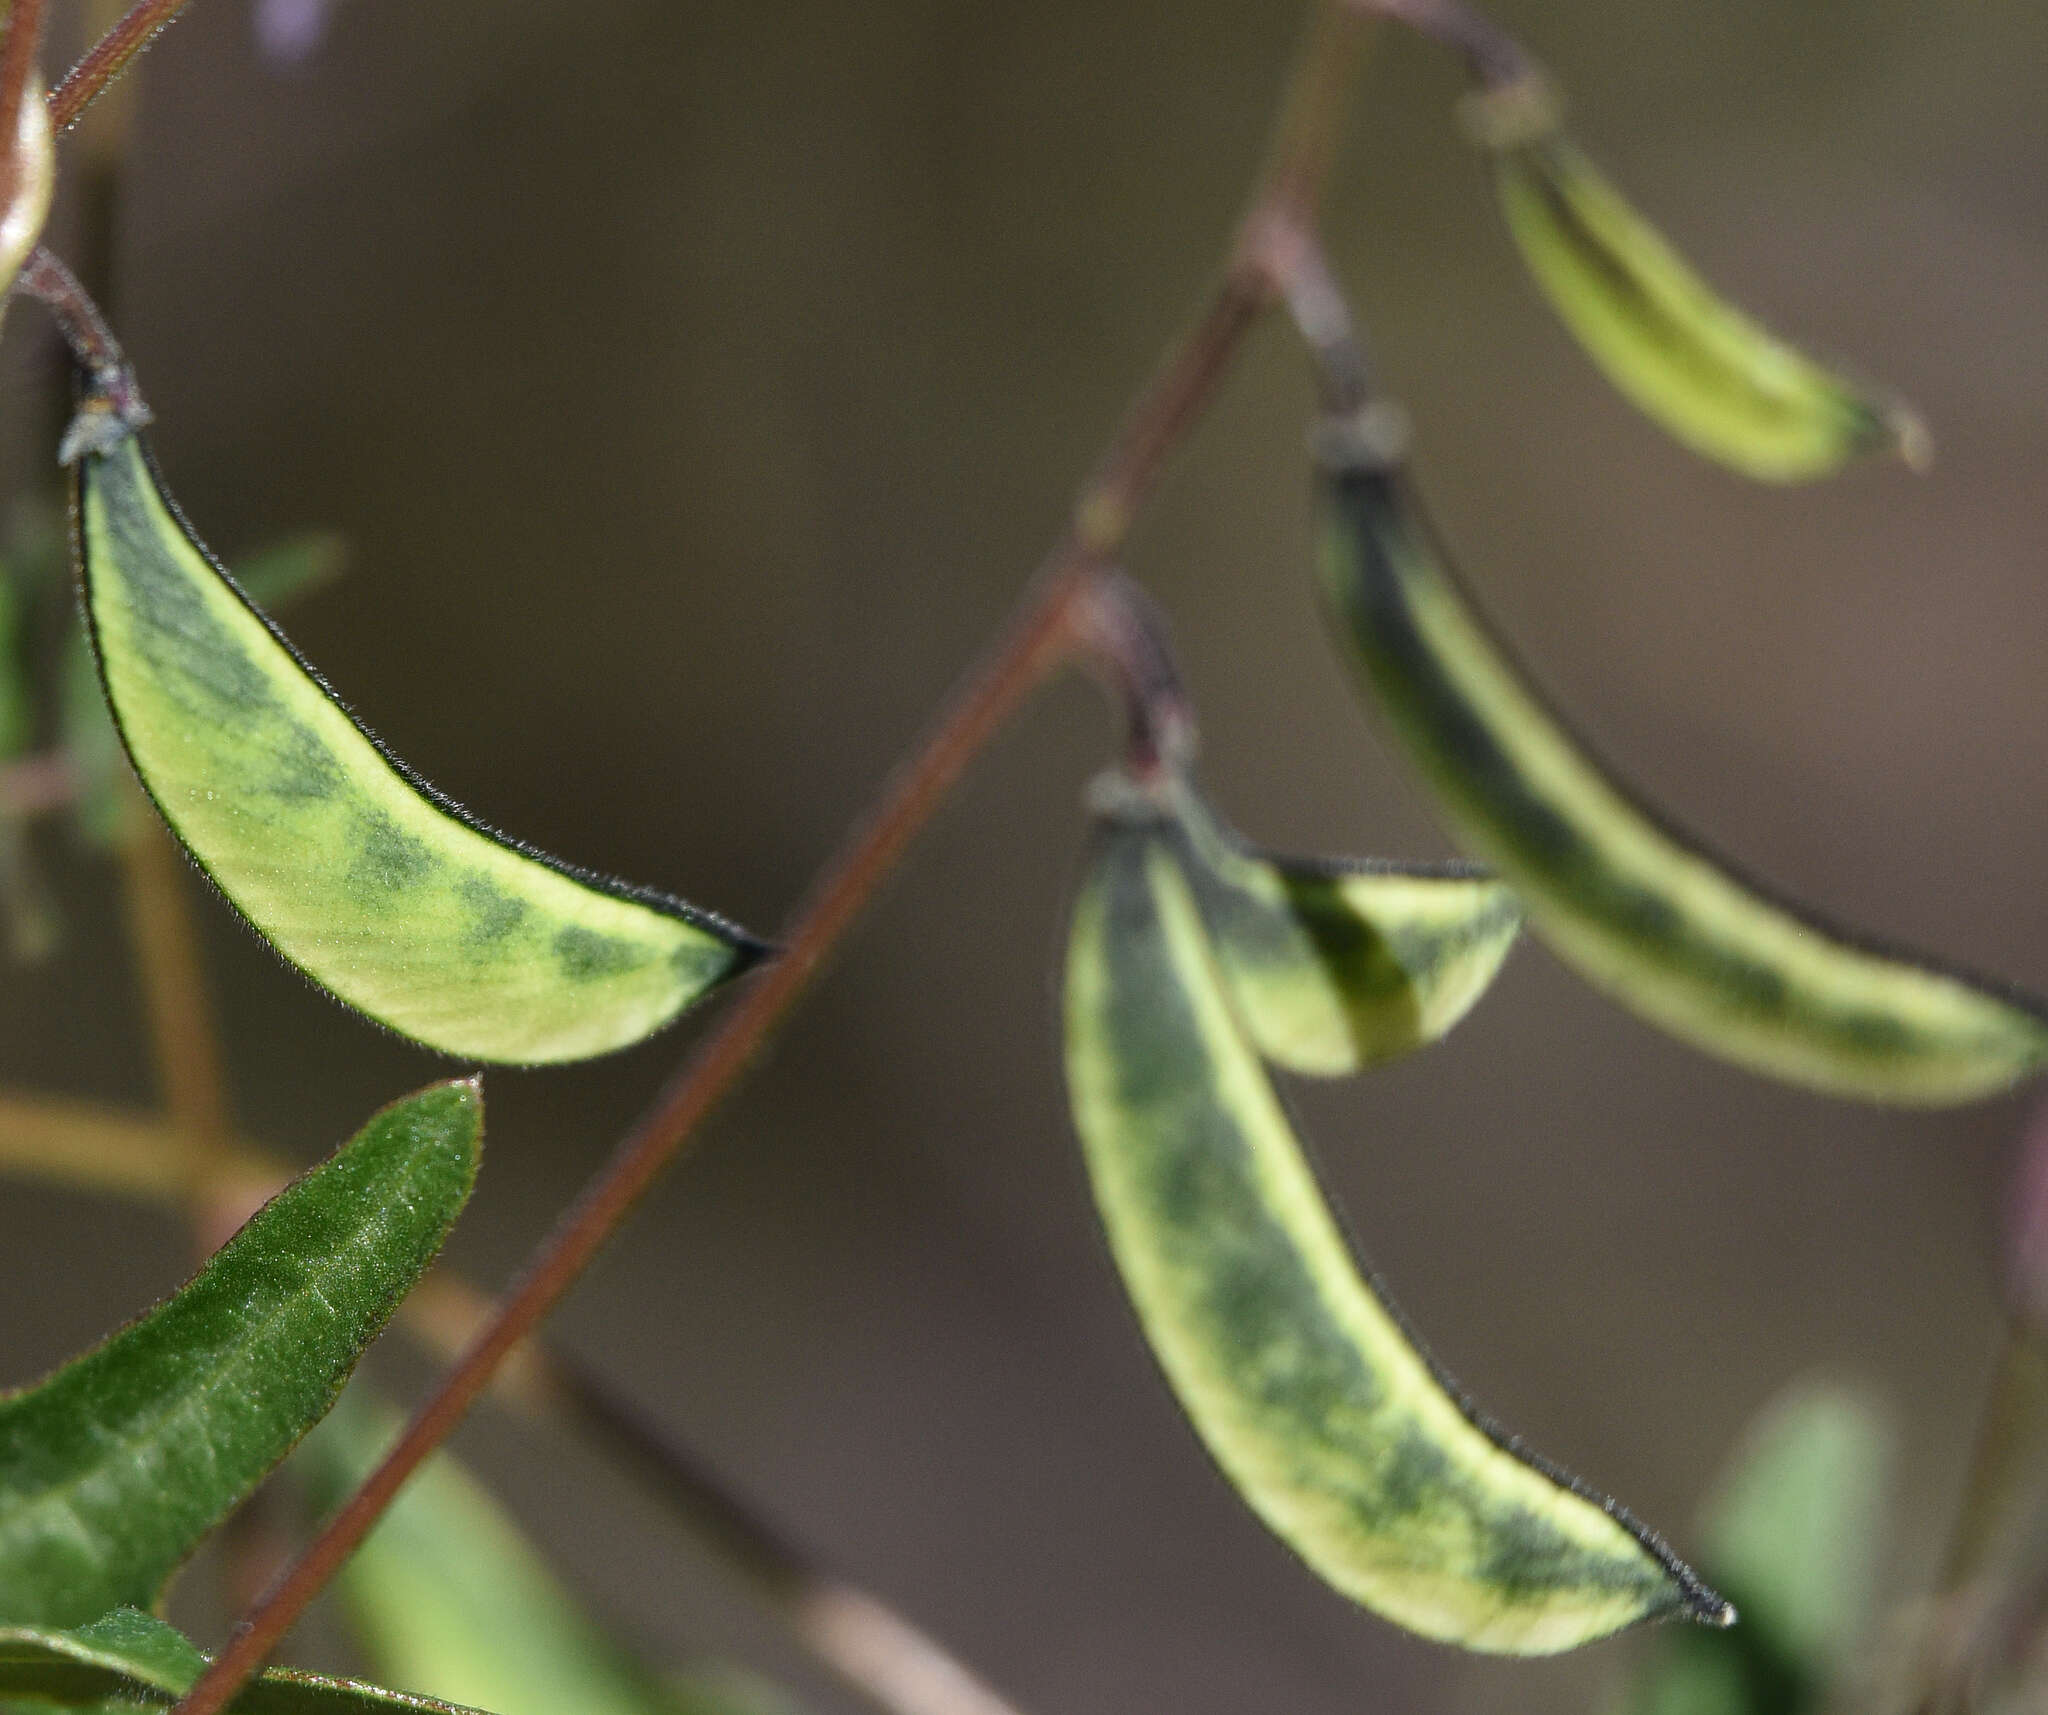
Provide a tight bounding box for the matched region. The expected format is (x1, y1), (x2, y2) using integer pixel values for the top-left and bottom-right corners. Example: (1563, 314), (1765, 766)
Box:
(0, 1081), (483, 1627)
(0, 1608), (494, 1715)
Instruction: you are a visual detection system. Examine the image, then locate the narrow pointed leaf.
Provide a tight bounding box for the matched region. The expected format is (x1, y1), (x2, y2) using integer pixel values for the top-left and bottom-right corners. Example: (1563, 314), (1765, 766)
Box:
(0, 1608), (496, 1714)
(1063, 812), (1724, 1653)
(1464, 80), (1923, 484)
(72, 421), (768, 1063)
(0, 1080), (482, 1627)
(1314, 419), (2048, 1104)
(1160, 778), (1520, 1074)
(295, 1391), (767, 1715)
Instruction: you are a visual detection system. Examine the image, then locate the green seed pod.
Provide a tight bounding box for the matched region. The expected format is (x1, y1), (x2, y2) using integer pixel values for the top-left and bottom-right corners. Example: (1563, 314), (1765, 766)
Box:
(1155, 776), (1522, 1075)
(74, 427), (766, 1064)
(1063, 811), (1726, 1653)
(1313, 413), (2048, 1104)
(1463, 77), (1925, 484)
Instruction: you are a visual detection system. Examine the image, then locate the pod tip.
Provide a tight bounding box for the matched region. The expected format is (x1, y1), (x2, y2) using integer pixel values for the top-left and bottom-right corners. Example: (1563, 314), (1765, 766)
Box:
(1681, 1588), (1737, 1629)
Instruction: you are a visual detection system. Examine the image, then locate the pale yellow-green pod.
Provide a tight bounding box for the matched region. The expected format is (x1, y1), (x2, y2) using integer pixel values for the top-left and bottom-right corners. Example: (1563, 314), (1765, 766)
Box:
(74, 424), (766, 1064)
(1464, 80), (1925, 484)
(1314, 416), (2048, 1104)
(1063, 813), (1727, 1654)
(1157, 777), (1522, 1075)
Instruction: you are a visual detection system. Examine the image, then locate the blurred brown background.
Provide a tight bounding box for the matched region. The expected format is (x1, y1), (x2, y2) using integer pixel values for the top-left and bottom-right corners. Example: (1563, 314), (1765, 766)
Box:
(2, 2), (2046, 1712)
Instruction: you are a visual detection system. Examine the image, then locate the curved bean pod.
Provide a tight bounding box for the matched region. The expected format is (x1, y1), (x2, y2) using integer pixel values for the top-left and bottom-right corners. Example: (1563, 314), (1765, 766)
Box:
(1314, 415), (2048, 1103)
(1063, 811), (1725, 1652)
(1465, 79), (1923, 484)
(74, 427), (766, 1064)
(1160, 778), (1522, 1075)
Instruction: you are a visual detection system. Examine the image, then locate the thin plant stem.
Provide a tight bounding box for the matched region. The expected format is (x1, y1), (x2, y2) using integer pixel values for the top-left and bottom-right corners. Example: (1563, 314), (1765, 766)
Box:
(172, 10), (1369, 1711)
(0, 0), (49, 157)
(1342, 0), (1531, 89)
(404, 1277), (1036, 1715)
(115, 794), (234, 1170)
(47, 0), (188, 130)
(0, 1089), (271, 1201)
(0, 751), (75, 815)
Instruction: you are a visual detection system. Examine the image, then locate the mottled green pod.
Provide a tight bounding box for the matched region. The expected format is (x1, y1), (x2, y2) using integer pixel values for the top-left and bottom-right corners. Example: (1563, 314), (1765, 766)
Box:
(1159, 779), (1522, 1075)
(74, 428), (766, 1064)
(1314, 419), (2048, 1104)
(1063, 816), (1724, 1653)
(1465, 82), (1923, 484)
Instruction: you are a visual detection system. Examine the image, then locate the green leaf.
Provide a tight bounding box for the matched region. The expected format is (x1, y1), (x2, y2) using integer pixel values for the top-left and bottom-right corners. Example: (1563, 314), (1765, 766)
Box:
(294, 1390), (754, 1715)
(1698, 1384), (1890, 1674)
(1154, 775), (1520, 1075)
(231, 533), (349, 613)
(1617, 1382), (1892, 1715)
(0, 1607), (495, 1714)
(1460, 77), (1923, 484)
(1063, 810), (1725, 1654)
(56, 633), (125, 850)
(0, 1081), (483, 1627)
(0, 567), (33, 765)
(1313, 417), (2048, 1104)
(72, 425), (767, 1061)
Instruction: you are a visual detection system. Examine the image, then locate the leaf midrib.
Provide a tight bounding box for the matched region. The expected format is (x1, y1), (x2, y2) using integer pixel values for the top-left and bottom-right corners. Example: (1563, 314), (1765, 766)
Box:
(0, 1145), (436, 1593)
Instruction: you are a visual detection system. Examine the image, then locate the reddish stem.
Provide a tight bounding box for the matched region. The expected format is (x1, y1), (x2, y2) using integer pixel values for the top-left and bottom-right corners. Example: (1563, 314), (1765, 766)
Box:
(48, 0), (187, 130)
(0, 0), (49, 150)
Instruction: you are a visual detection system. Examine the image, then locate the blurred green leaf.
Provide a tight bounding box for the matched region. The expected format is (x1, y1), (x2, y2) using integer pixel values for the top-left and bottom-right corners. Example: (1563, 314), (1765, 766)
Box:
(55, 632), (123, 849)
(232, 532), (349, 612)
(1617, 1380), (1894, 1715)
(0, 1081), (482, 1627)
(0, 570), (33, 766)
(296, 1391), (800, 1715)
(0, 1606), (497, 1713)
(1699, 1383), (1891, 1672)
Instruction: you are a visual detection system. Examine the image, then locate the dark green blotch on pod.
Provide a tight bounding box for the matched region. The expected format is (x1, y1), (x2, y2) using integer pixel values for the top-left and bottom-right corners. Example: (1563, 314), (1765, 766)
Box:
(1157, 778), (1520, 1075)
(1063, 817), (1726, 1653)
(1312, 419), (2048, 1104)
(74, 425), (768, 1065)
(1461, 77), (1927, 484)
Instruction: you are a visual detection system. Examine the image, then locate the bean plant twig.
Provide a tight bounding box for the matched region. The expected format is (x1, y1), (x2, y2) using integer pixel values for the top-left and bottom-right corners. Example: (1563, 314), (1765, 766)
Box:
(47, 0), (189, 130)
(0, 0), (49, 161)
(170, 7), (1376, 1710)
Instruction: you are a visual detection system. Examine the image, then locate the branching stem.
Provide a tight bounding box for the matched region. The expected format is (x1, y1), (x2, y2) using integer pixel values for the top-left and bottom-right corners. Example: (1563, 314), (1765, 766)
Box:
(170, 9), (1369, 1712)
